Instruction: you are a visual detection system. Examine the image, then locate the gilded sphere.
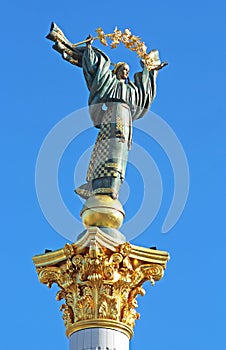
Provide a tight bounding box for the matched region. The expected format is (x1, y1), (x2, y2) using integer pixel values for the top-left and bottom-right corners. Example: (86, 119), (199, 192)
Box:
(81, 195), (125, 229)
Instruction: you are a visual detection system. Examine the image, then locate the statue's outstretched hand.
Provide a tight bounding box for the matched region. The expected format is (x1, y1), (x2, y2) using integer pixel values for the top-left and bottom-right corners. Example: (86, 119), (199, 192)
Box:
(154, 62), (168, 71)
(86, 35), (94, 47)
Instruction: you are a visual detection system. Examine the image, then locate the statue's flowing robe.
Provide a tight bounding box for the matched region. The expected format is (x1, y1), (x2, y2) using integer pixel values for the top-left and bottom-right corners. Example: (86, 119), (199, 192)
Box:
(76, 46), (157, 198)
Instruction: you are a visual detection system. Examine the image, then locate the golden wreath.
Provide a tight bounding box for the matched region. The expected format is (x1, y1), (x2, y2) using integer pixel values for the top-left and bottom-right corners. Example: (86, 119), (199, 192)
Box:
(72, 27), (167, 71)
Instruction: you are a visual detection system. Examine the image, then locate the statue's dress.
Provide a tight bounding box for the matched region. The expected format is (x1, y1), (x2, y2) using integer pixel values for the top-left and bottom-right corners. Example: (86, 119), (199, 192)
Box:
(75, 46), (158, 199)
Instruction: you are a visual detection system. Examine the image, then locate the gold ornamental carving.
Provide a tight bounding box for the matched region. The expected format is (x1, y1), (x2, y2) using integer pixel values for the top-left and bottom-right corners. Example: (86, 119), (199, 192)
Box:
(34, 231), (169, 339)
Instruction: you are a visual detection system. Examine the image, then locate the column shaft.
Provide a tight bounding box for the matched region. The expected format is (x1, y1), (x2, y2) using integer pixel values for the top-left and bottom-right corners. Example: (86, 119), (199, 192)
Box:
(69, 328), (129, 350)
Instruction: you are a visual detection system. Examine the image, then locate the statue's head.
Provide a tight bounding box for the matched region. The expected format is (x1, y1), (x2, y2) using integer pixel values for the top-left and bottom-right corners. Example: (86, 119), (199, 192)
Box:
(113, 62), (130, 81)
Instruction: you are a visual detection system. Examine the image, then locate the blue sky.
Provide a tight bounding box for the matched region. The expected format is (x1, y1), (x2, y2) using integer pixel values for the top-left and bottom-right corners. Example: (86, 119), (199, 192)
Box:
(1, 1), (226, 349)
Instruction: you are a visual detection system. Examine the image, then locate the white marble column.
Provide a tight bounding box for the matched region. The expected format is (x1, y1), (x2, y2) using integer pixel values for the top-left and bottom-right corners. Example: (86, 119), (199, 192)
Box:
(69, 328), (129, 350)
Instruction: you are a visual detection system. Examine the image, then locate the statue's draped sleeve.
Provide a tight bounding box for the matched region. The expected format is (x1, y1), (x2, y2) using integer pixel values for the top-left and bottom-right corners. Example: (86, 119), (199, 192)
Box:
(131, 64), (157, 121)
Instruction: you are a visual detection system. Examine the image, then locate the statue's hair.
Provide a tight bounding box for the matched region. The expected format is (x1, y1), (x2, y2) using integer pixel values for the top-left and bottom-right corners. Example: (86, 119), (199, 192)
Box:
(112, 62), (128, 74)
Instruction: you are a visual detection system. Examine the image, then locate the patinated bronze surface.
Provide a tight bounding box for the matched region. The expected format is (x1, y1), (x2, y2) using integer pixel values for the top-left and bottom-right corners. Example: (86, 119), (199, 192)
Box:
(46, 23), (166, 200)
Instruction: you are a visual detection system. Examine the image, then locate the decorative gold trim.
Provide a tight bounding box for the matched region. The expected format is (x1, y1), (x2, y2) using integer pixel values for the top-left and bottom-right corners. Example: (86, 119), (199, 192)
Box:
(93, 188), (114, 194)
(105, 163), (122, 171)
(66, 319), (133, 339)
(32, 248), (67, 267)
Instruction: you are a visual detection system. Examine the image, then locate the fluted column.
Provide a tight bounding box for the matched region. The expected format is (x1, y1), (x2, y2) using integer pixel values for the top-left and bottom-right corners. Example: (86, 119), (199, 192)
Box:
(69, 328), (129, 350)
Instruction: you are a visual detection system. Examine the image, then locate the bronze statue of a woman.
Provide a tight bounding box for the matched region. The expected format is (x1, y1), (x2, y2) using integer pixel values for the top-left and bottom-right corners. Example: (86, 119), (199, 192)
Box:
(47, 23), (164, 200)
